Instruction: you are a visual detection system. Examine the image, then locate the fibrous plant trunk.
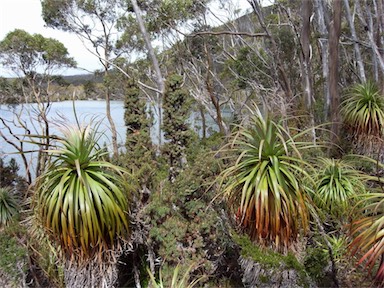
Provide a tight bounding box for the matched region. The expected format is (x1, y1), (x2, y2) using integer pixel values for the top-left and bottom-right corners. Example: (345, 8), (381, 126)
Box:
(64, 259), (118, 288)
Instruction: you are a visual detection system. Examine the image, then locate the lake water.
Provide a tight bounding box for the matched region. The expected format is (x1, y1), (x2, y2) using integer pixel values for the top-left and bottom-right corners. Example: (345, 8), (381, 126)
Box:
(0, 100), (226, 178)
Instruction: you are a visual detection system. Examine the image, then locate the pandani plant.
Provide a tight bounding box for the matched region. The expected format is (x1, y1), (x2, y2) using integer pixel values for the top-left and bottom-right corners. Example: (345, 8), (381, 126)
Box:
(341, 81), (384, 158)
(33, 124), (129, 262)
(221, 108), (316, 251)
(314, 158), (365, 218)
(0, 187), (19, 228)
(350, 191), (384, 285)
(341, 81), (384, 137)
(148, 263), (206, 288)
(349, 157), (384, 285)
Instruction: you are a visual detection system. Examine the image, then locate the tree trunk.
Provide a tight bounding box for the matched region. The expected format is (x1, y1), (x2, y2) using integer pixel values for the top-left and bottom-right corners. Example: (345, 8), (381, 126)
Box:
(329, 0), (342, 153)
(343, 0), (366, 82)
(199, 104), (207, 140)
(300, 0), (316, 142)
(105, 84), (119, 158)
(204, 42), (228, 135)
(102, 26), (119, 158)
(314, 0), (330, 120)
(103, 58), (118, 158)
(130, 0), (164, 147)
(364, 0), (384, 75)
(373, 0), (382, 85)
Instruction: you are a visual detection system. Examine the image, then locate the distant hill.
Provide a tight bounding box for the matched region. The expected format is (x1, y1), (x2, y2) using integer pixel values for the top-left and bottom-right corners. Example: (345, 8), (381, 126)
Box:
(61, 73), (103, 85)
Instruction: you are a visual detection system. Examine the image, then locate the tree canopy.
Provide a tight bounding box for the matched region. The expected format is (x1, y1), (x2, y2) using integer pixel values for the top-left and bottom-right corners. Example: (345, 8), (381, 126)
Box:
(0, 29), (76, 75)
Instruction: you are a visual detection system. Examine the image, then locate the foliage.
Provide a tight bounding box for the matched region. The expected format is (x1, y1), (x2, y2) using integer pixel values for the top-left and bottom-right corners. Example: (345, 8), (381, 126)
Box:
(350, 191), (384, 284)
(148, 263), (205, 288)
(183, 24), (220, 60)
(0, 223), (28, 283)
(0, 187), (19, 228)
(304, 245), (330, 285)
(323, 235), (348, 265)
(123, 78), (153, 179)
(145, 141), (233, 285)
(42, 0), (121, 33)
(34, 124), (129, 261)
(147, 149), (221, 259)
(120, 0), (210, 37)
(0, 158), (20, 188)
(83, 80), (97, 98)
(271, 25), (298, 72)
(0, 29), (75, 75)
(224, 46), (272, 89)
(222, 108), (313, 250)
(305, 233), (364, 287)
(29, 222), (65, 287)
(0, 78), (23, 104)
(144, 0), (209, 34)
(313, 158), (365, 217)
(341, 81), (384, 137)
(162, 74), (194, 180)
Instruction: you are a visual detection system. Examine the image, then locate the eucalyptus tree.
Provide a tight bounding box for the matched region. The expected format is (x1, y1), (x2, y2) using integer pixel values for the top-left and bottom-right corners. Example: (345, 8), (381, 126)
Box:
(117, 0), (212, 143)
(178, 23), (231, 135)
(0, 29), (75, 181)
(343, 0), (366, 82)
(328, 0), (342, 150)
(351, 0), (384, 86)
(41, 0), (125, 157)
(313, 0), (330, 118)
(167, 4), (267, 136)
(247, 0), (294, 101)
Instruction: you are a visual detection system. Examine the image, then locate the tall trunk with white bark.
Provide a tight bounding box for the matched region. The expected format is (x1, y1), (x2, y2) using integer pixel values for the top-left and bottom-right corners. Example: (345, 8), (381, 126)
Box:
(130, 0), (164, 147)
(314, 0), (330, 120)
(343, 0), (366, 82)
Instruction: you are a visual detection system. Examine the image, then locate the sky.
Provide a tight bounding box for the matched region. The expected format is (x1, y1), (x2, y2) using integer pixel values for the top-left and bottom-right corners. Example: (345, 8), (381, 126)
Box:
(0, 0), (93, 76)
(0, 0), (272, 77)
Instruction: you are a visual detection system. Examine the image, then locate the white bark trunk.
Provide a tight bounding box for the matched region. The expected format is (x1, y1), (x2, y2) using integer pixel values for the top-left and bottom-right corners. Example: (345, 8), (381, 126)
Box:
(130, 0), (164, 146)
(343, 0), (366, 82)
(314, 0), (330, 119)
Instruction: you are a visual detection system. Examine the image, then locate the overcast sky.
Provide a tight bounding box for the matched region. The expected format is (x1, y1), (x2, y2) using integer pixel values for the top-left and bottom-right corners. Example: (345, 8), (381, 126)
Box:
(0, 0), (97, 76)
(0, 0), (272, 77)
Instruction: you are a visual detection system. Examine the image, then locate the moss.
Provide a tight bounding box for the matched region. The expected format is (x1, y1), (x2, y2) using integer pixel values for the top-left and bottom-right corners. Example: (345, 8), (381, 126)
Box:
(0, 223), (28, 283)
(232, 233), (282, 268)
(285, 252), (310, 287)
(259, 274), (269, 283)
(304, 246), (331, 286)
(233, 232), (309, 287)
